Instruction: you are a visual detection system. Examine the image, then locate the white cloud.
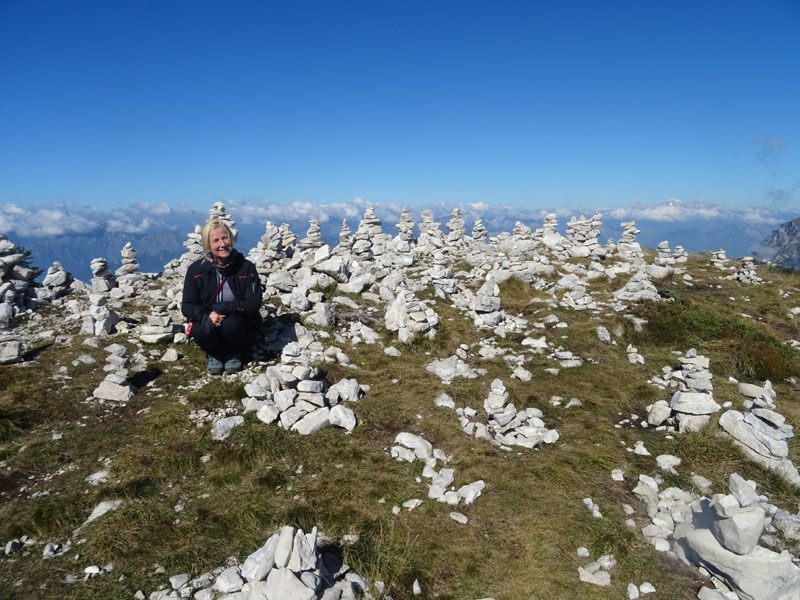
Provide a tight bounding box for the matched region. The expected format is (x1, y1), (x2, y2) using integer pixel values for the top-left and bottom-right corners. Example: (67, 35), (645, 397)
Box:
(608, 199), (728, 222)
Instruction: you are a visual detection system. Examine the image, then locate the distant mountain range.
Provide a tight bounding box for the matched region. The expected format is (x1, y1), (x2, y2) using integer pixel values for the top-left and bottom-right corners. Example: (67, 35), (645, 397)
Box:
(7, 207), (796, 281)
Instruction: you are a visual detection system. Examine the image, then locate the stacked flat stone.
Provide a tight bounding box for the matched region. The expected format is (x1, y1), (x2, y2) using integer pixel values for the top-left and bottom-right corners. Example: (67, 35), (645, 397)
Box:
(533, 213), (568, 254)
(246, 342), (361, 435)
(469, 280), (504, 327)
(278, 223), (297, 251)
(38, 262), (76, 301)
(296, 219), (324, 252)
(612, 271), (660, 304)
(208, 201), (237, 242)
(617, 221), (645, 262)
(423, 251), (457, 298)
(729, 257), (764, 284)
(384, 289), (439, 343)
(92, 343), (136, 403)
(719, 381), (800, 486)
(390, 432), (485, 507)
(163, 224), (204, 276)
(350, 220), (374, 261)
(139, 290), (177, 343)
(247, 221), (287, 276)
(416, 209), (446, 252)
(445, 208), (467, 247)
(471, 219), (488, 243)
(669, 474), (800, 600)
(646, 241), (675, 280)
(511, 221), (537, 255)
(565, 213), (603, 258)
(81, 294), (120, 337)
(710, 249), (730, 270)
(385, 209), (415, 267)
(89, 258), (117, 294)
(333, 219), (352, 255)
(114, 242), (140, 277)
(646, 350), (720, 433)
(149, 525), (374, 600)
(0, 235), (41, 318)
(456, 379), (559, 449)
(353, 205), (388, 259)
(672, 245), (688, 263)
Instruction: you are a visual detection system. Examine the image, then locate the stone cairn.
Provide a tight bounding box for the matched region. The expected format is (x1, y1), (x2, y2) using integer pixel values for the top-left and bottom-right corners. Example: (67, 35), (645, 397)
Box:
(333, 219), (352, 255)
(424, 251), (458, 298)
(386, 209), (415, 267)
(460, 379), (560, 449)
(416, 209), (445, 253)
(612, 271), (660, 304)
(729, 257), (764, 284)
(616, 221), (645, 262)
(719, 380), (800, 486)
(535, 213), (569, 257)
(82, 294), (121, 337)
(565, 213), (603, 258)
(710, 249), (730, 270)
(672, 245), (688, 263)
(148, 525), (373, 600)
(296, 219), (324, 253)
(646, 349), (720, 433)
(471, 219), (488, 244)
(469, 280), (504, 328)
(646, 240), (675, 280)
(278, 223), (297, 251)
(92, 343), (136, 403)
(247, 221), (287, 278)
(89, 258), (117, 294)
(0, 235), (41, 322)
(631, 471), (800, 600)
(164, 203), (238, 277)
(445, 208), (467, 248)
(114, 242), (140, 278)
(40, 261), (76, 300)
(384, 288), (439, 343)
(390, 431), (486, 509)
(111, 242), (143, 299)
(244, 342), (361, 435)
(139, 289), (178, 343)
(351, 205), (387, 261)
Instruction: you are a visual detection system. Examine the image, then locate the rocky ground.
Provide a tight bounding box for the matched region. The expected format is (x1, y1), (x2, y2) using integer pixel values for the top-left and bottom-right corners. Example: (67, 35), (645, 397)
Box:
(1, 204), (799, 600)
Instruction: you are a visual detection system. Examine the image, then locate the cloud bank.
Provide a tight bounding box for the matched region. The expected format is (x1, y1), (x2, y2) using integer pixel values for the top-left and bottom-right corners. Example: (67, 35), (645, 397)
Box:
(1, 197), (796, 239)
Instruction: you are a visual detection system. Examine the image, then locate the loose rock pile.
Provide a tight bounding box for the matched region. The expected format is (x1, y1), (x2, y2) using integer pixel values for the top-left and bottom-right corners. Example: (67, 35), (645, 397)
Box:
(147, 525), (371, 600)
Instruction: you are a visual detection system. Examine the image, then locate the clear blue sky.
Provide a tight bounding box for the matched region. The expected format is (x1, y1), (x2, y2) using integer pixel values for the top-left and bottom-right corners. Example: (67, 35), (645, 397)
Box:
(1, 0), (798, 213)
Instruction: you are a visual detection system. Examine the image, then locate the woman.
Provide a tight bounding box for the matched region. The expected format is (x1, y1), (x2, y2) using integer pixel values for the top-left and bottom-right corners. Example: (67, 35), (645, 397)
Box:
(182, 220), (262, 374)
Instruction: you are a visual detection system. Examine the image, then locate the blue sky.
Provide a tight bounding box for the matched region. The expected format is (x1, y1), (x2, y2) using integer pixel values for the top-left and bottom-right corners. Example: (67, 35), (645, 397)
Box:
(1, 0), (798, 216)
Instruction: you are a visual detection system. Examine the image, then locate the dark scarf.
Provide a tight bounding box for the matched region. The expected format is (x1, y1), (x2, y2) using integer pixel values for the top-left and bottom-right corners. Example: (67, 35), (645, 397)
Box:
(211, 249), (243, 277)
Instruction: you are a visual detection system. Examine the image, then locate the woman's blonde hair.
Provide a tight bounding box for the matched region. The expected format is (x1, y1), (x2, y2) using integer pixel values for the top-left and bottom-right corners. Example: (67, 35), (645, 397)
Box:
(200, 220), (235, 262)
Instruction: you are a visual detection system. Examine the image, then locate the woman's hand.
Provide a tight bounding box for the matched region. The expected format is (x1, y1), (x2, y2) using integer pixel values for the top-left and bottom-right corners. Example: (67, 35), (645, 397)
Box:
(209, 311), (226, 327)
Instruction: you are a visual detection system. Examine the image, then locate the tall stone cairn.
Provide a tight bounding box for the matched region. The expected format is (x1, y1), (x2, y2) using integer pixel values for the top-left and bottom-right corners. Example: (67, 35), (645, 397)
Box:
(445, 208), (467, 247)
(472, 219), (488, 243)
(296, 219), (324, 252)
(333, 219), (352, 255)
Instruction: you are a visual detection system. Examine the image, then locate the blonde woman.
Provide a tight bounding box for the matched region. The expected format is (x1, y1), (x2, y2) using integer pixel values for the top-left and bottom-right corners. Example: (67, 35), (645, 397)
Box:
(181, 220), (262, 374)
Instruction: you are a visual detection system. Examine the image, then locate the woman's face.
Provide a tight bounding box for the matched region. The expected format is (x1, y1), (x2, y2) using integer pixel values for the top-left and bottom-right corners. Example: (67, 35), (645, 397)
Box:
(209, 226), (233, 264)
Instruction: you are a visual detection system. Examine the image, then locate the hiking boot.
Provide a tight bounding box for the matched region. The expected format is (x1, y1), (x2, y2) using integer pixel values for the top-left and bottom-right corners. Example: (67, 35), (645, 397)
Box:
(224, 355), (242, 374)
(206, 354), (224, 375)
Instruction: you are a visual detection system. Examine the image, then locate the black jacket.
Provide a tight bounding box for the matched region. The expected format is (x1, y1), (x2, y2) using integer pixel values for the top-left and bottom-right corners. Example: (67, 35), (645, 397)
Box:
(181, 251), (262, 326)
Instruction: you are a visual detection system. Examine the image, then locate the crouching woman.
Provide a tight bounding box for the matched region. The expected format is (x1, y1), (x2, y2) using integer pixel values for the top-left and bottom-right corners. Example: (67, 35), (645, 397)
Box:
(182, 220), (262, 374)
